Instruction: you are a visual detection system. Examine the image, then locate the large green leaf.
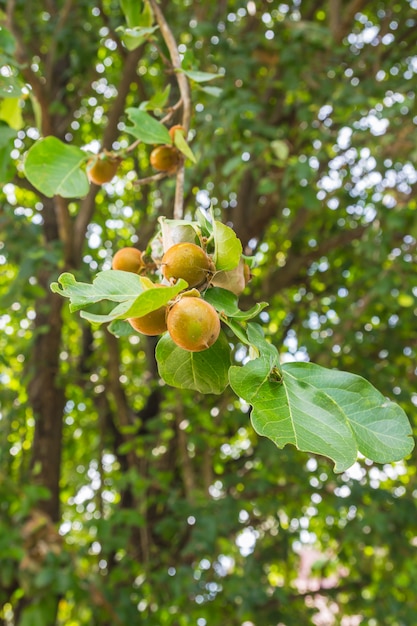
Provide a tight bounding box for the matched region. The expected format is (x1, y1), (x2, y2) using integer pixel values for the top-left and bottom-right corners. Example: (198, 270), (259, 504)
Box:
(229, 338), (414, 472)
(51, 270), (145, 311)
(80, 280), (186, 323)
(125, 108), (171, 144)
(283, 363), (414, 465)
(156, 331), (231, 394)
(51, 271), (186, 322)
(23, 136), (89, 198)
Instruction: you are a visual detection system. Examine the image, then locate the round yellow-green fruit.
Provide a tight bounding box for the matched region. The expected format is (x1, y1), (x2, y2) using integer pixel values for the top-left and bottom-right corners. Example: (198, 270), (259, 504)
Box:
(128, 306), (168, 336)
(87, 153), (121, 185)
(112, 247), (144, 274)
(161, 242), (212, 288)
(167, 297), (220, 352)
(150, 145), (181, 173)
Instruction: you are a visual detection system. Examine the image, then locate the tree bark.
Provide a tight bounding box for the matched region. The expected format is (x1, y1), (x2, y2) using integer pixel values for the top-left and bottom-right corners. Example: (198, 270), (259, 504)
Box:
(28, 267), (66, 522)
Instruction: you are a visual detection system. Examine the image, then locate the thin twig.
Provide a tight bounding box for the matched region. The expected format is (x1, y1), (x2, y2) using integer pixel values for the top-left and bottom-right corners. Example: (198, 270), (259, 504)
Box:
(133, 172), (170, 186)
(148, 0), (192, 220)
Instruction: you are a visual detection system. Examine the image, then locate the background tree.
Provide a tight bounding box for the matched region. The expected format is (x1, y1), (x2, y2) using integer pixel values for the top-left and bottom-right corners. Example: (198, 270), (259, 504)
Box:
(1, 1), (417, 625)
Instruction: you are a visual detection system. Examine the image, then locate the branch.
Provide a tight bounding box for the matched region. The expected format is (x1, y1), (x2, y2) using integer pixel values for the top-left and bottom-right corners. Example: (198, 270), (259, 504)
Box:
(54, 196), (73, 265)
(148, 0), (191, 131)
(73, 47), (144, 263)
(148, 0), (192, 220)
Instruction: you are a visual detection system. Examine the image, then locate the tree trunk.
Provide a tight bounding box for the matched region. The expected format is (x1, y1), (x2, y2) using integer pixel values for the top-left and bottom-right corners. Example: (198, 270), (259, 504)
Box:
(28, 198), (67, 523)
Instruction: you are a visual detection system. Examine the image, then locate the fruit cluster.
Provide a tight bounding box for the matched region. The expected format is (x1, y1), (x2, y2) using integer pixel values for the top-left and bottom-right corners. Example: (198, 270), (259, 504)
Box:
(112, 240), (250, 352)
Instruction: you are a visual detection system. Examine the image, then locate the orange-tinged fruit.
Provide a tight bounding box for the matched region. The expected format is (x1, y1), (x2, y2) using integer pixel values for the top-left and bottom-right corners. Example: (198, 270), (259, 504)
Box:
(128, 307), (168, 336)
(161, 242), (212, 288)
(167, 297), (220, 352)
(87, 152), (121, 185)
(150, 145), (181, 173)
(169, 124), (186, 143)
(112, 247), (144, 273)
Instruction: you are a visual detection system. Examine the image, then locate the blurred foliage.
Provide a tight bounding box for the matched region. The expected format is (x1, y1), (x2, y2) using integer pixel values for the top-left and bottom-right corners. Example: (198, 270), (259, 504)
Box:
(1, 1), (417, 625)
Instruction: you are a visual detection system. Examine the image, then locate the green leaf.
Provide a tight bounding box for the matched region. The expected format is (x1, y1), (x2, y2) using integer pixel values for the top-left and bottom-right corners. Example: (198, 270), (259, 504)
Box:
(122, 281), (186, 318)
(120, 0), (142, 28)
(117, 25), (159, 51)
(51, 270), (145, 311)
(284, 363), (414, 464)
(173, 129), (197, 163)
(246, 322), (279, 360)
(0, 27), (17, 56)
(83, 280), (186, 324)
(125, 108), (171, 144)
(156, 331), (231, 394)
(196, 209), (214, 237)
(140, 85), (171, 111)
(0, 97), (23, 129)
(213, 220), (243, 271)
(0, 125), (17, 148)
(51, 271), (186, 324)
(107, 319), (134, 337)
(23, 137), (89, 198)
(204, 287), (267, 321)
(197, 85), (223, 97)
(229, 357), (414, 473)
(179, 69), (223, 83)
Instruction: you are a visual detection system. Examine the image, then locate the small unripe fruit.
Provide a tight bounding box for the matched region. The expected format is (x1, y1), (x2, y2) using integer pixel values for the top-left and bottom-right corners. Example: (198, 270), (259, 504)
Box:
(112, 247), (144, 273)
(87, 152), (121, 185)
(128, 306), (168, 336)
(161, 242), (212, 288)
(167, 297), (220, 352)
(150, 145), (181, 173)
(169, 124), (186, 143)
